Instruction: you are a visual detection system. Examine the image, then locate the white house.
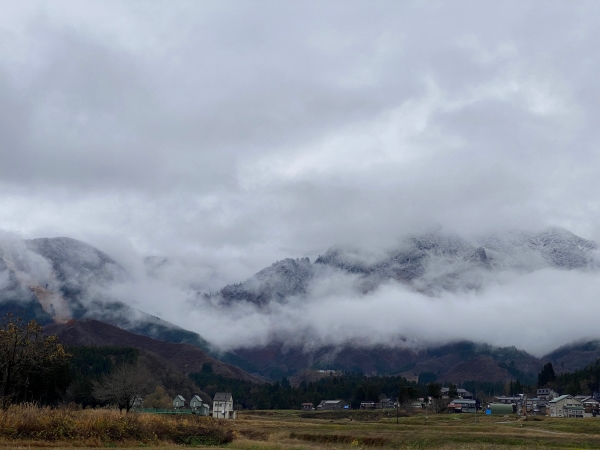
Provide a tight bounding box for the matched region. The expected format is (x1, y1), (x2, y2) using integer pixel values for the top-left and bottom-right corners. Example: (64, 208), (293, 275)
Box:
(212, 392), (236, 419)
(190, 395), (210, 416)
(173, 395), (186, 410)
(548, 395), (584, 418)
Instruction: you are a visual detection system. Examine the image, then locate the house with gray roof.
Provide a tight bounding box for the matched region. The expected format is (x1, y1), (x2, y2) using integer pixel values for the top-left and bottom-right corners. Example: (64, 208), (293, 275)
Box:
(212, 392), (236, 419)
(173, 395), (186, 410)
(190, 395), (210, 416)
(317, 400), (348, 410)
(536, 388), (558, 401)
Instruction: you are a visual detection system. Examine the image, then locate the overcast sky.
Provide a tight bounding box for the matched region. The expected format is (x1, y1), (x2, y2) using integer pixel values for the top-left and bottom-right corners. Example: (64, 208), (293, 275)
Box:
(1, 0), (600, 288)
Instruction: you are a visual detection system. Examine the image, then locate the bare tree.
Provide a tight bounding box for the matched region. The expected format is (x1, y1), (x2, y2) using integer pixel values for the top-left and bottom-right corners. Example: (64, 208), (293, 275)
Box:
(93, 360), (150, 413)
(0, 315), (70, 409)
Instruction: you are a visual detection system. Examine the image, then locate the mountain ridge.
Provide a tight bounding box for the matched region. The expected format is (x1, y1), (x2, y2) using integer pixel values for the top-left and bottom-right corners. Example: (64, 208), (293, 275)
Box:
(212, 227), (598, 307)
(3, 228), (600, 383)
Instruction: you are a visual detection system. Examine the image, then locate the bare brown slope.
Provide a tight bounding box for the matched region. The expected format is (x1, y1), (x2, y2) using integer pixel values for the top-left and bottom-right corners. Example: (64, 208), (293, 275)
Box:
(45, 319), (261, 383)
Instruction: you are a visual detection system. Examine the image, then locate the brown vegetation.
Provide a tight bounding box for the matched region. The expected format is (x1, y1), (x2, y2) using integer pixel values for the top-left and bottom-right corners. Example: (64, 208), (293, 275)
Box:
(2, 407), (600, 449)
(0, 404), (233, 446)
(45, 319), (260, 381)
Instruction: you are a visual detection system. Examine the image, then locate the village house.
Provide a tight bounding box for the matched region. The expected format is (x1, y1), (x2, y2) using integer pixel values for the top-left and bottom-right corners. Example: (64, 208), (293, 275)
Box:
(317, 400), (348, 410)
(190, 395), (210, 416)
(548, 395), (584, 418)
(173, 395), (186, 410)
(301, 402), (314, 411)
(447, 398), (476, 413)
(441, 388), (472, 399)
(536, 388), (558, 401)
(377, 397), (396, 409)
(524, 397), (544, 415)
(494, 395), (521, 404)
(360, 401), (377, 410)
(580, 397), (600, 416)
(213, 392), (237, 419)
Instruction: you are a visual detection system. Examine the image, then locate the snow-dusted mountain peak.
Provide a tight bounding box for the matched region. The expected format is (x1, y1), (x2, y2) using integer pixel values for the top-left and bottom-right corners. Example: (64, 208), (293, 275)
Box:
(210, 227), (599, 306)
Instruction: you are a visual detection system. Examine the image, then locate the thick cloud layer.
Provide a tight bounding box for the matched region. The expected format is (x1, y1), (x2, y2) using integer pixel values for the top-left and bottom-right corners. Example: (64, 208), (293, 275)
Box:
(2, 2), (600, 353)
(103, 262), (600, 357)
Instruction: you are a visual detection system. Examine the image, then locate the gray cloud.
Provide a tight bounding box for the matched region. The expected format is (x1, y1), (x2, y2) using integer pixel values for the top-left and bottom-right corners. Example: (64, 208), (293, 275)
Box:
(1, 1), (600, 346)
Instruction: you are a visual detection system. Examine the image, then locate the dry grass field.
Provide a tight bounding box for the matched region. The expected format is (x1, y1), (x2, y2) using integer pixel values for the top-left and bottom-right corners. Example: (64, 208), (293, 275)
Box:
(225, 410), (600, 449)
(2, 408), (600, 449)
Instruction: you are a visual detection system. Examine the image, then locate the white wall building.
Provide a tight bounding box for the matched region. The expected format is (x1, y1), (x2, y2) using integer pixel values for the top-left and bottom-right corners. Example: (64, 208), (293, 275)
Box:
(548, 395), (584, 418)
(212, 392), (236, 419)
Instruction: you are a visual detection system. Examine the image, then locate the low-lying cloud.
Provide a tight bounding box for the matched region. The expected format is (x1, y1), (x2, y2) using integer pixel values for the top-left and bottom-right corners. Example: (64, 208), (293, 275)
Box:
(106, 258), (599, 357)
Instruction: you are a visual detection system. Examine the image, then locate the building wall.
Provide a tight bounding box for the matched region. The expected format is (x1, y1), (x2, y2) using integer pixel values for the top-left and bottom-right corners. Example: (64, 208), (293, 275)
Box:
(549, 397), (583, 418)
(212, 401), (236, 419)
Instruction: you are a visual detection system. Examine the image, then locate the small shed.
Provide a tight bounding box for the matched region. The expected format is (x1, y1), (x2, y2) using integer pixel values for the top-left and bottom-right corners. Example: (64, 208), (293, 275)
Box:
(301, 402), (314, 410)
(173, 395), (186, 409)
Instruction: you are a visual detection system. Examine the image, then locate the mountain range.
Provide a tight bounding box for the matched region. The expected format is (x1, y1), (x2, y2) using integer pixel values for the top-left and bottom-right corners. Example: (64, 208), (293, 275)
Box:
(2, 227), (600, 385)
(212, 228), (597, 307)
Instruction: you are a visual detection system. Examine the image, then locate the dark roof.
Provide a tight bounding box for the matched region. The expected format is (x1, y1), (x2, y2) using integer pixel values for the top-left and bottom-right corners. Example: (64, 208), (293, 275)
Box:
(213, 392), (233, 401)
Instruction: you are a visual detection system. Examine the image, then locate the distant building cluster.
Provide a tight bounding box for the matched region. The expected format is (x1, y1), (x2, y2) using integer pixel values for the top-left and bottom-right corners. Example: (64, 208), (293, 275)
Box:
(490, 389), (600, 418)
(134, 392), (237, 419)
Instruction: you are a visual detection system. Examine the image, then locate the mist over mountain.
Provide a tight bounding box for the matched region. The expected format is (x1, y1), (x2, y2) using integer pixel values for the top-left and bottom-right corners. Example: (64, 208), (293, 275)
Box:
(210, 227), (598, 308)
(3, 228), (600, 381)
(0, 235), (211, 351)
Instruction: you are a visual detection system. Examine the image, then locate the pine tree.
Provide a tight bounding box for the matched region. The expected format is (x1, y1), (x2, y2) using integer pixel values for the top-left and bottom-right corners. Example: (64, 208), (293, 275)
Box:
(537, 362), (556, 387)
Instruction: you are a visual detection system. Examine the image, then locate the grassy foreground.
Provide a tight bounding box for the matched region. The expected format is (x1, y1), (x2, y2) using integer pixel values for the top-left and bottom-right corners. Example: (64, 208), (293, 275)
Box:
(0, 404), (232, 446)
(225, 410), (600, 449)
(2, 408), (600, 449)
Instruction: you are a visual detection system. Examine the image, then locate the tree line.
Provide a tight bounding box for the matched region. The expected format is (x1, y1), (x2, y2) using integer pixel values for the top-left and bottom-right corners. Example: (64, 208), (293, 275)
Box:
(191, 363), (426, 410)
(0, 316), (147, 411)
(6, 316), (600, 411)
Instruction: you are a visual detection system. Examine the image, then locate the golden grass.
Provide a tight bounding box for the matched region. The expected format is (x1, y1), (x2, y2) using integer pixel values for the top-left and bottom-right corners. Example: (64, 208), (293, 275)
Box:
(3, 408), (600, 449)
(224, 410), (600, 449)
(0, 404), (233, 446)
